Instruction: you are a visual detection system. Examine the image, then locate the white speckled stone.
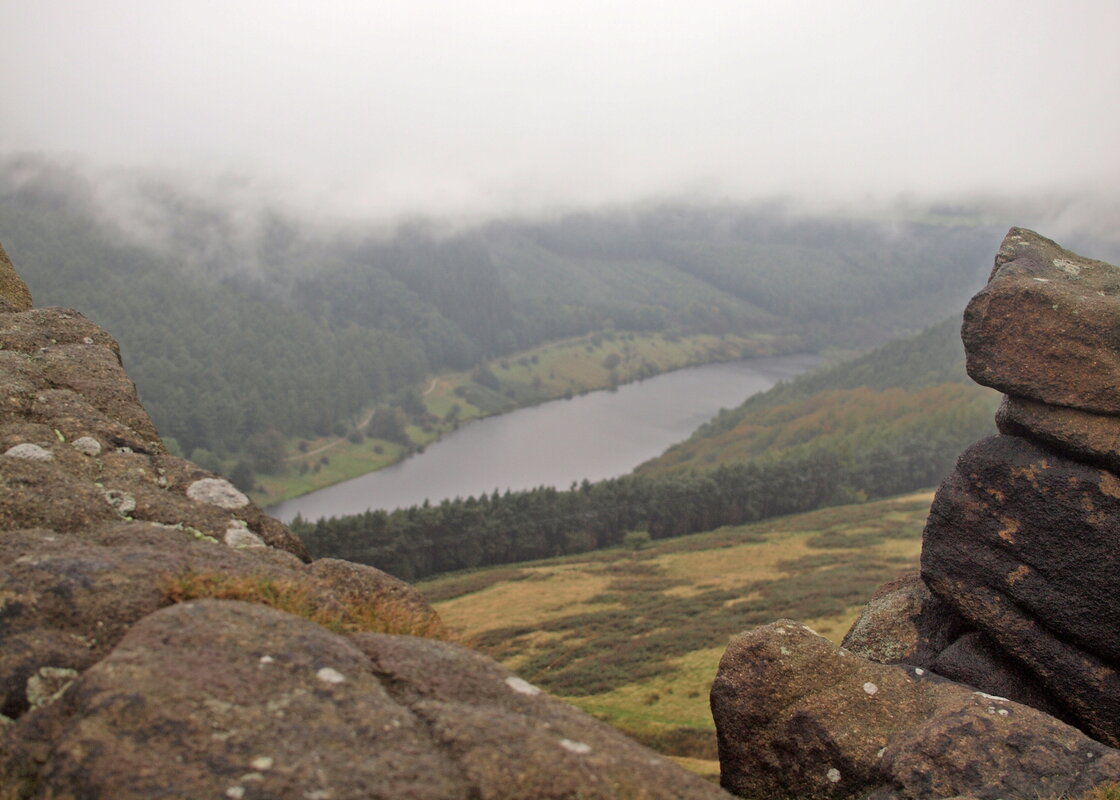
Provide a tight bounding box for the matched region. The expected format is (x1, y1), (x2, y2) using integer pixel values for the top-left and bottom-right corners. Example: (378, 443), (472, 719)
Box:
(4, 443), (53, 461)
(71, 436), (102, 456)
(186, 478), (249, 509)
(224, 524), (266, 549)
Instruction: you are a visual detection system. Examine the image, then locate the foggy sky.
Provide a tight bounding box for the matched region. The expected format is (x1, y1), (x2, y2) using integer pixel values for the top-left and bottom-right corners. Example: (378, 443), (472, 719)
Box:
(3, 1), (1119, 221)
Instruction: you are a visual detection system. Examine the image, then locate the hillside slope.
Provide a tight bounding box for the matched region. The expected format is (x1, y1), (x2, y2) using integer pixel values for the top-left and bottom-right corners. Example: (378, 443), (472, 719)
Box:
(637, 315), (1000, 491)
(0, 155), (1002, 475)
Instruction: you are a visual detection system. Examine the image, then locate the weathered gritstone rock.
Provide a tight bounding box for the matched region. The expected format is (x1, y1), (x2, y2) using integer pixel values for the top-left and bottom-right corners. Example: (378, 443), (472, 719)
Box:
(309, 557), (438, 620)
(996, 394), (1120, 473)
(1, 601), (729, 800)
(962, 227), (1120, 414)
(921, 434), (1120, 747)
(0, 525), (289, 718)
(0, 301), (308, 557)
(711, 621), (1120, 800)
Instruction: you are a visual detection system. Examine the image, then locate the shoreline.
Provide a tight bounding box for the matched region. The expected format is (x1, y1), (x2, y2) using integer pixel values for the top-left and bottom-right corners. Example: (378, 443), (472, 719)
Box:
(250, 330), (815, 509)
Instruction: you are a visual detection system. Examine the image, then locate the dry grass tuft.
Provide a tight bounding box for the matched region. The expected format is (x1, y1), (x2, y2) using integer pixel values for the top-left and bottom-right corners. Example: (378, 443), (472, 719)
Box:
(162, 570), (450, 640)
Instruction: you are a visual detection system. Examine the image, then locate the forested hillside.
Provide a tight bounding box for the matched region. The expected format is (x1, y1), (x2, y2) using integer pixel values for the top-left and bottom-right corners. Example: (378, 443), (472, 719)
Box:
(0, 154), (1002, 476)
(637, 315), (998, 478)
(294, 318), (1000, 580)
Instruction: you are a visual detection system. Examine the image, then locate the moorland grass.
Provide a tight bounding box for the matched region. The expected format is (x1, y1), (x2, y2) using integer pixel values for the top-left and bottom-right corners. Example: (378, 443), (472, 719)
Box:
(420, 492), (932, 765)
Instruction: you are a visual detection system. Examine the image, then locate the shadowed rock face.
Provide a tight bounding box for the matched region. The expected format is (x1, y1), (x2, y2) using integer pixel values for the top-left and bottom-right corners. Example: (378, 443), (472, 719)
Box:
(921, 434), (1120, 745)
(0, 242), (728, 800)
(996, 394), (1120, 473)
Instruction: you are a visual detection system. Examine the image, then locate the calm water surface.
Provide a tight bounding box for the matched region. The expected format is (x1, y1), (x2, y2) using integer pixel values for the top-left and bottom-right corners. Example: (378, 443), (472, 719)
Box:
(268, 354), (819, 522)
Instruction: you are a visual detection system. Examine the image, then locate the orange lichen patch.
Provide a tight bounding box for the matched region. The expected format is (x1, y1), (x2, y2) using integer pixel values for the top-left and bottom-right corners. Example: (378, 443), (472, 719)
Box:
(984, 487), (1007, 503)
(1100, 472), (1120, 500)
(997, 515), (1020, 544)
(1011, 462), (1047, 490)
(1007, 565), (1030, 586)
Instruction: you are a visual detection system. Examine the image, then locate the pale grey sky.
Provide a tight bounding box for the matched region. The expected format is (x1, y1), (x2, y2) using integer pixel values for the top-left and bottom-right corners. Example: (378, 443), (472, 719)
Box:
(3, 0), (1118, 220)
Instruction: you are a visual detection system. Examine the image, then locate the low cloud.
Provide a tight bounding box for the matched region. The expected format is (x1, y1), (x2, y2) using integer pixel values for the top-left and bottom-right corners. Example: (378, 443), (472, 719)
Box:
(3, 1), (1118, 223)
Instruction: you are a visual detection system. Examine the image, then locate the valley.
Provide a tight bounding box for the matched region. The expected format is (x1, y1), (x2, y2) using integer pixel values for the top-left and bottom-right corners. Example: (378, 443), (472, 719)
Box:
(0, 155), (1011, 500)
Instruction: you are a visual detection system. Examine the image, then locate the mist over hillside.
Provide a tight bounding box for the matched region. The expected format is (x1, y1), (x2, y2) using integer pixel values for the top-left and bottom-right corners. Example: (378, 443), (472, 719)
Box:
(0, 156), (1028, 479)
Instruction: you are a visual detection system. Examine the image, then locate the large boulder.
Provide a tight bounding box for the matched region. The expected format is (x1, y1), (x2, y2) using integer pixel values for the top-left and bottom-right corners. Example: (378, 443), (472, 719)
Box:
(2, 601), (728, 800)
(0, 523), (442, 720)
(920, 434), (1120, 747)
(962, 227), (1120, 415)
(711, 621), (1120, 800)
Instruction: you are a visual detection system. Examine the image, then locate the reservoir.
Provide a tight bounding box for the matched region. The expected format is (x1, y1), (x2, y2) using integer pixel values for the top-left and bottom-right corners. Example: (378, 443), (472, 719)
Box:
(268, 353), (819, 522)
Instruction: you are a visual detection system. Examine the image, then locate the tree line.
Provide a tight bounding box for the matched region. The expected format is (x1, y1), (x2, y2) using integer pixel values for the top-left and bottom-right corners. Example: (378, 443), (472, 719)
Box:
(292, 401), (992, 581)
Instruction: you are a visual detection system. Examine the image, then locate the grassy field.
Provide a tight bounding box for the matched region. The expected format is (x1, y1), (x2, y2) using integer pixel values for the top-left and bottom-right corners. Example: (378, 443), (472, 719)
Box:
(249, 328), (800, 507)
(417, 491), (933, 775)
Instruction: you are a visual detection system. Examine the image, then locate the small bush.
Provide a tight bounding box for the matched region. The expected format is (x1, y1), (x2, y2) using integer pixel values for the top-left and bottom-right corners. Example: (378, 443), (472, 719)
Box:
(623, 530), (652, 551)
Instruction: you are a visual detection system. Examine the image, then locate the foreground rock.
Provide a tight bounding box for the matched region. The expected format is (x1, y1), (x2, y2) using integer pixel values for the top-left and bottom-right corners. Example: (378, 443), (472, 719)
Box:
(840, 572), (963, 667)
(962, 227), (1120, 414)
(711, 621), (1120, 800)
(4, 601), (725, 800)
(0, 243), (726, 799)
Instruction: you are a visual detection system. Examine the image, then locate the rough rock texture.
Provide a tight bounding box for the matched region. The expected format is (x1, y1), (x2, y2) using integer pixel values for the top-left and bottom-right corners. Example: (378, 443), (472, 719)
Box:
(841, 572), (964, 666)
(920, 434), (1120, 746)
(0, 524), (440, 720)
(0, 305), (308, 553)
(0, 243), (726, 799)
(996, 393), (1120, 473)
(0, 240), (32, 312)
(308, 557), (437, 619)
(4, 601), (725, 800)
(711, 621), (1120, 800)
(962, 227), (1120, 414)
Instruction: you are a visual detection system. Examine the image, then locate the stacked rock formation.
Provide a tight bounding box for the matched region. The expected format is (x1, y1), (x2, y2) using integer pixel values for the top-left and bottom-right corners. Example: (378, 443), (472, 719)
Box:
(0, 243), (728, 799)
(712, 229), (1120, 799)
(922, 228), (1120, 745)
